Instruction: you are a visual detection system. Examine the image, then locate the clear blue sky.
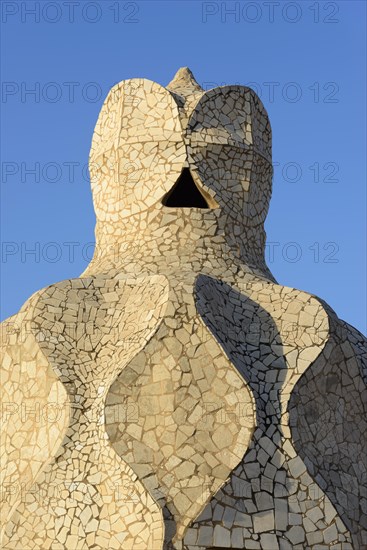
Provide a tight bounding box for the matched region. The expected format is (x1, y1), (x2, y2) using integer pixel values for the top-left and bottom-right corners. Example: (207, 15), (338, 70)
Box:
(1, 0), (366, 333)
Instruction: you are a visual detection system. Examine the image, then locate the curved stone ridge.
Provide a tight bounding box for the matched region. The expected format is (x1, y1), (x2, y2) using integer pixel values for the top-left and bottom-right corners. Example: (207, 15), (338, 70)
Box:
(1, 68), (366, 549)
(182, 277), (354, 549)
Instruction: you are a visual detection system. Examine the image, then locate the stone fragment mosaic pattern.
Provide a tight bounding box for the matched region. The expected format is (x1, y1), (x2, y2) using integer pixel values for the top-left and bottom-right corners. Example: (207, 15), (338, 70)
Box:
(1, 68), (366, 549)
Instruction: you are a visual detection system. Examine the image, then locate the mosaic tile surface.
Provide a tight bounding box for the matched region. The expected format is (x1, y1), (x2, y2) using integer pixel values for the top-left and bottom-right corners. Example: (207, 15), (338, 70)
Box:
(1, 68), (366, 549)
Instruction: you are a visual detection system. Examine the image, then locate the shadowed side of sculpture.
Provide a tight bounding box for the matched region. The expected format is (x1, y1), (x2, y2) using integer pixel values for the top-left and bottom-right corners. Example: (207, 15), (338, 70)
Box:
(182, 275), (353, 549)
(289, 318), (367, 548)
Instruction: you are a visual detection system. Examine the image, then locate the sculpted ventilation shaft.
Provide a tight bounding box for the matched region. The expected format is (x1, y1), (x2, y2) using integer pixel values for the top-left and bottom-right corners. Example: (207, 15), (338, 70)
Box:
(1, 68), (366, 550)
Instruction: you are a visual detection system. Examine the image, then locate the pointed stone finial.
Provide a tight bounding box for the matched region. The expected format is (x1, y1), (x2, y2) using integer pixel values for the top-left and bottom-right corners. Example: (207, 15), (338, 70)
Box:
(166, 67), (203, 94)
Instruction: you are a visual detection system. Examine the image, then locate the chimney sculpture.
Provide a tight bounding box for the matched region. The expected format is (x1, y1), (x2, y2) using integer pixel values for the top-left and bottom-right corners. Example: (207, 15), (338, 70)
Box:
(1, 68), (366, 550)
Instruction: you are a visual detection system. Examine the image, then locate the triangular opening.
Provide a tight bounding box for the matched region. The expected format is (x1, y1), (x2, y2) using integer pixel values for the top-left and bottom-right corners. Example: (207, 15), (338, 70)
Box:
(162, 168), (210, 208)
